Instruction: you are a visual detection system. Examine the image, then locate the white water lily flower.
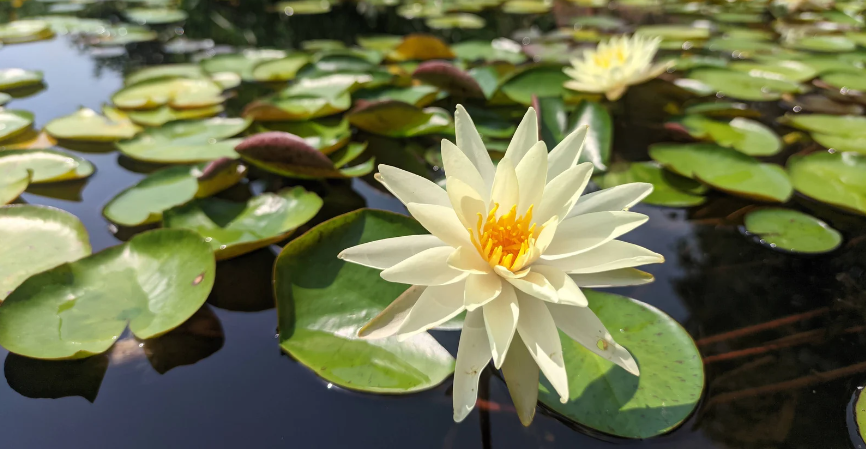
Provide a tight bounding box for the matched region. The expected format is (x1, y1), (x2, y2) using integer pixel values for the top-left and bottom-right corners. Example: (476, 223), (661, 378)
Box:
(338, 105), (663, 425)
(564, 34), (672, 101)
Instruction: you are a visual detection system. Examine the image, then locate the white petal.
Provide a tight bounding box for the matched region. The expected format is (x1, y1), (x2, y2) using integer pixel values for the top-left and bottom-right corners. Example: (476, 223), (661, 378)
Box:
(446, 176), (487, 230)
(515, 292), (569, 403)
(547, 302), (639, 376)
(533, 215), (559, 257)
(453, 309), (491, 423)
(542, 211), (648, 260)
(535, 163), (593, 226)
(569, 268), (655, 287)
(547, 125), (588, 180)
(514, 141), (547, 216)
(406, 203), (472, 249)
(464, 272), (502, 310)
(377, 165), (450, 207)
(338, 234), (446, 269)
(501, 333), (539, 427)
(441, 139), (488, 204)
(447, 246), (491, 274)
(529, 265), (588, 307)
(396, 281), (466, 340)
(503, 107), (538, 165)
(455, 105), (496, 195)
(494, 265), (530, 279)
(506, 270), (558, 303)
(538, 240), (664, 274)
(381, 246), (469, 285)
(483, 283), (519, 369)
(567, 183), (653, 218)
(358, 285), (425, 339)
(489, 157), (519, 214)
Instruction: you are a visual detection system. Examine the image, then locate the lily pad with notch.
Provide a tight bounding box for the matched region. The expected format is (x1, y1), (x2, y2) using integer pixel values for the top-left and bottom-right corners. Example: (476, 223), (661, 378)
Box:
(596, 162), (707, 207)
(787, 151), (866, 216)
(117, 117), (251, 163)
(687, 68), (806, 101)
(743, 208), (842, 253)
(0, 69), (43, 91)
(0, 110), (34, 142)
(0, 149), (94, 184)
(667, 115), (782, 156)
(236, 132), (374, 179)
(347, 100), (453, 138)
(112, 77), (225, 110)
(45, 107), (141, 142)
(256, 117), (351, 154)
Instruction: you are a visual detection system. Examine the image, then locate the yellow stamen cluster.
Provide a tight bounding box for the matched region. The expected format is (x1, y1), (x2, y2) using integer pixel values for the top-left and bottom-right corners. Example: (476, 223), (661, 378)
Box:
(593, 46), (626, 69)
(469, 203), (536, 271)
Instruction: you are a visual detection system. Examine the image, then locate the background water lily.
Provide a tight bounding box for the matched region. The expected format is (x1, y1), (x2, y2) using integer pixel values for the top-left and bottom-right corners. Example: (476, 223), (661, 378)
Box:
(339, 105), (662, 425)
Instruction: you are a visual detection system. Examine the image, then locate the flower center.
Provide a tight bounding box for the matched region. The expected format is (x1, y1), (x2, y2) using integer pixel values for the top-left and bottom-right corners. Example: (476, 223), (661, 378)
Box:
(593, 47), (627, 69)
(469, 203), (536, 272)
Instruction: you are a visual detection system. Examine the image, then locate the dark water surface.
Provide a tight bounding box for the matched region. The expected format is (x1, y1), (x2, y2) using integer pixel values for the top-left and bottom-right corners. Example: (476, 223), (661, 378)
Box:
(2, 2), (866, 448)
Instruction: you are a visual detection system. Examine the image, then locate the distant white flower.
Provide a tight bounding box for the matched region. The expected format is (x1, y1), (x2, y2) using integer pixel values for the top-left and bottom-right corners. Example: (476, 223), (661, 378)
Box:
(339, 105), (662, 425)
(564, 34), (671, 101)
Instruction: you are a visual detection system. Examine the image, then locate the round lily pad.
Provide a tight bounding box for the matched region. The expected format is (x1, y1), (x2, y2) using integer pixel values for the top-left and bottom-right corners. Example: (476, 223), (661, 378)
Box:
(787, 151), (866, 216)
(356, 35), (402, 52)
(164, 187), (323, 260)
(112, 77), (225, 110)
(0, 93), (10, 106)
(347, 101), (452, 138)
(538, 290), (703, 439)
(117, 118), (251, 163)
(200, 49), (287, 80)
(855, 388), (866, 445)
(354, 85), (441, 108)
(125, 8), (189, 25)
(787, 35), (856, 52)
(0, 171), (29, 205)
(45, 107), (141, 142)
(503, 0), (552, 13)
(0, 228), (215, 360)
(728, 60), (818, 83)
(452, 39), (527, 64)
(650, 142), (793, 202)
(0, 69), (43, 91)
(126, 105), (224, 127)
(274, 208), (455, 393)
(671, 115), (782, 156)
(257, 117), (350, 154)
(124, 64), (207, 87)
(820, 71), (866, 92)
(387, 34), (455, 62)
(426, 13), (485, 29)
(236, 132), (373, 179)
(0, 110), (34, 142)
(0, 20), (54, 44)
(103, 160), (246, 226)
(499, 65), (570, 105)
(0, 205), (91, 301)
(596, 162), (707, 207)
(781, 113), (866, 136)
(0, 149), (94, 184)
(743, 208), (842, 254)
(276, 0), (332, 15)
(635, 24), (710, 41)
(688, 68), (805, 101)
(251, 54), (311, 82)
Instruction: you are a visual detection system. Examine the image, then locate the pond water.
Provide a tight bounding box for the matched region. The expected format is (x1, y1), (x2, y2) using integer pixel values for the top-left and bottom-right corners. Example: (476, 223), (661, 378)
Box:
(2, 1), (866, 448)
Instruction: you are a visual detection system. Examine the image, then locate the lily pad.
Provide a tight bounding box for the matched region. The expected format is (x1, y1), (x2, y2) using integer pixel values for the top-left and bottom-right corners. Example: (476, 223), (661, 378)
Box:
(538, 97), (611, 171)
(0, 93), (10, 106)
(117, 118), (251, 163)
(499, 65), (571, 105)
(452, 39), (527, 64)
(103, 160), (246, 226)
(0, 69), (43, 91)
(45, 107), (141, 142)
(635, 24), (711, 41)
(743, 208), (842, 253)
(0, 228), (215, 360)
(596, 162), (707, 207)
(236, 132), (373, 179)
(0, 110), (34, 142)
(126, 105), (225, 127)
(0, 149), (94, 184)
(0, 205), (91, 301)
(503, 0), (552, 14)
(820, 71), (866, 92)
(0, 171), (29, 205)
(787, 151), (866, 216)
(538, 290), (703, 439)
(412, 61), (484, 98)
(688, 68), (805, 101)
(780, 113), (866, 136)
(124, 64), (207, 87)
(387, 34), (455, 62)
(786, 35), (857, 52)
(728, 60), (818, 83)
(125, 8), (188, 25)
(256, 117), (350, 154)
(112, 77), (225, 110)
(251, 54), (311, 82)
(164, 187), (323, 260)
(200, 50), (287, 80)
(650, 143), (793, 202)
(0, 20), (54, 44)
(353, 85), (441, 108)
(274, 208), (455, 393)
(855, 388), (866, 445)
(276, 0), (332, 15)
(347, 101), (452, 138)
(357, 35), (402, 52)
(669, 115), (782, 156)
(426, 13), (485, 30)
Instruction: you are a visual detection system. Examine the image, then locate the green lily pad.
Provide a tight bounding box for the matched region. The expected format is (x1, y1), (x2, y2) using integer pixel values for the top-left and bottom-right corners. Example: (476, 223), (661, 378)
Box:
(682, 101), (753, 118)
(650, 143), (793, 202)
(200, 50), (287, 80)
(251, 54), (311, 82)
(347, 101), (452, 138)
(124, 64), (206, 87)
(503, 0), (551, 13)
(0, 93), (10, 106)
(256, 117), (350, 154)
(820, 71), (866, 92)
(164, 187), (322, 260)
(117, 118), (251, 163)
(357, 35), (402, 52)
(103, 160), (246, 226)
(112, 77), (225, 110)
(91, 25), (158, 47)
(787, 151), (866, 216)
(669, 55), (729, 71)
(0, 228), (215, 360)
(743, 208), (842, 253)
(243, 73), (367, 122)
(387, 34), (456, 62)
(538, 290), (703, 439)
(0, 205), (91, 301)
(728, 60), (818, 83)
(276, 0), (332, 15)
(452, 39), (527, 64)
(635, 24), (710, 41)
(45, 107), (141, 142)
(809, 133), (866, 154)
(236, 132), (373, 179)
(0, 110), (34, 142)
(0, 69), (43, 91)
(426, 13), (485, 29)
(538, 97), (611, 172)
(780, 113), (866, 136)
(596, 162), (707, 207)
(499, 65), (571, 105)
(855, 388), (866, 445)
(126, 105), (225, 127)
(0, 149), (94, 184)
(0, 20), (54, 44)
(0, 171), (29, 205)
(353, 85), (441, 107)
(688, 68), (805, 101)
(707, 37), (782, 57)
(670, 115), (782, 156)
(274, 208), (455, 393)
(125, 8), (188, 25)
(787, 35), (857, 52)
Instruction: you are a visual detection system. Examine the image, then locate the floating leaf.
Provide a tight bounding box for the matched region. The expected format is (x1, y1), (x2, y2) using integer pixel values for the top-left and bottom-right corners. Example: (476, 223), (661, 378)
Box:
(274, 209), (455, 393)
(571, 101), (612, 171)
(0, 229), (215, 360)
(124, 64), (206, 87)
(669, 55), (729, 71)
(780, 113), (866, 136)
(688, 68), (805, 101)
(452, 39), (527, 64)
(126, 104), (225, 127)
(276, 0), (332, 15)
(117, 118), (251, 163)
(357, 35), (402, 52)
(596, 162), (707, 207)
(200, 50), (287, 80)
(387, 34), (455, 62)
(0, 93), (9, 106)
(0, 149), (94, 183)
(786, 35), (856, 52)
(856, 388), (866, 445)
(257, 117), (350, 154)
(103, 160), (246, 226)
(538, 290), (703, 439)
(91, 25), (157, 47)
(112, 77), (224, 110)
(413, 61), (484, 98)
(682, 101), (754, 118)
(347, 101), (452, 138)
(743, 208), (842, 253)
(354, 85), (440, 107)
(787, 151), (866, 216)
(0, 110), (34, 142)
(820, 71), (866, 92)
(236, 132), (373, 179)
(0, 69), (43, 91)
(635, 24), (710, 41)
(650, 143), (793, 202)
(125, 8), (188, 25)
(0, 20), (54, 44)
(164, 187), (323, 260)
(0, 171), (29, 205)
(669, 115), (782, 156)
(499, 65), (570, 105)
(45, 107), (141, 142)
(251, 54), (311, 82)
(503, 0), (552, 13)
(0, 205), (91, 301)
(728, 60), (818, 83)
(426, 13), (485, 29)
